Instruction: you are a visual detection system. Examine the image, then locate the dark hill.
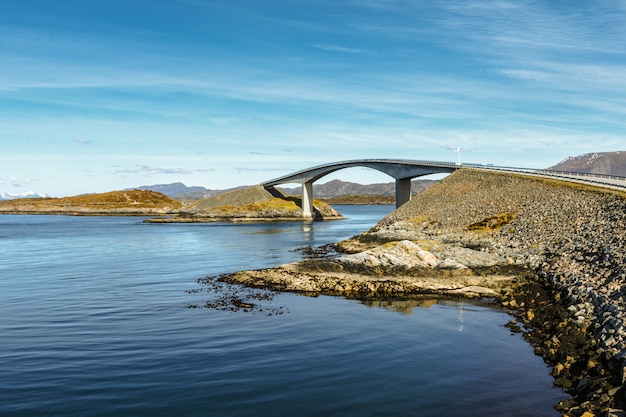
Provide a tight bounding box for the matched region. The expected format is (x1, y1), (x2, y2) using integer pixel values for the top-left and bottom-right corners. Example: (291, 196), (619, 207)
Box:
(547, 151), (626, 176)
(129, 182), (233, 200)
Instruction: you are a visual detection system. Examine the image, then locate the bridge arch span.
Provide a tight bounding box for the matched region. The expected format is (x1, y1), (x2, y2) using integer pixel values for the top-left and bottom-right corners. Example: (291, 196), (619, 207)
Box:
(261, 159), (460, 217)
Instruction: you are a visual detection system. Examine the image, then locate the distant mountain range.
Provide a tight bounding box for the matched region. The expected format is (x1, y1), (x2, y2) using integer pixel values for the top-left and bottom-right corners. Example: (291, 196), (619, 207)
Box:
(6, 152), (624, 201)
(277, 178), (437, 197)
(0, 191), (48, 201)
(131, 179), (438, 200)
(547, 151), (626, 177)
(128, 182), (243, 200)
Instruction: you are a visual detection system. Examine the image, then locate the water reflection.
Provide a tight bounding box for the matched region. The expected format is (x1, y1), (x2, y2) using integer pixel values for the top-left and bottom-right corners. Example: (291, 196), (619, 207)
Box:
(358, 296), (492, 327)
(249, 228), (288, 235)
(191, 275), (490, 324)
(301, 222), (313, 241)
(244, 221), (314, 241)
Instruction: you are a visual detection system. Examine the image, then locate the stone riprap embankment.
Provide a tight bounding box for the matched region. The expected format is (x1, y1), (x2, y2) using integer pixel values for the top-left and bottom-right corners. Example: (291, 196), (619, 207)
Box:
(221, 169), (626, 416)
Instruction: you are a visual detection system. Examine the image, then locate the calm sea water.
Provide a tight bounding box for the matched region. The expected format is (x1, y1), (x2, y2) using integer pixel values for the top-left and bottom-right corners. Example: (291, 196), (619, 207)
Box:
(0, 206), (566, 416)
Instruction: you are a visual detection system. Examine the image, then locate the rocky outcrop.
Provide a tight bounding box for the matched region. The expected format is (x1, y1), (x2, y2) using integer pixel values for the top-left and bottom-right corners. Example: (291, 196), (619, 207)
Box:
(220, 168), (626, 416)
(223, 263), (519, 299)
(147, 185), (342, 222)
(224, 202), (535, 300)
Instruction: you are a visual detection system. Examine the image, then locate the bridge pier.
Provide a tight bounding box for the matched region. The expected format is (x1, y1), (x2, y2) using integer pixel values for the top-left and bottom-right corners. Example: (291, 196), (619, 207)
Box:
(302, 178), (411, 216)
(302, 181), (314, 217)
(396, 178), (412, 208)
(302, 178), (411, 217)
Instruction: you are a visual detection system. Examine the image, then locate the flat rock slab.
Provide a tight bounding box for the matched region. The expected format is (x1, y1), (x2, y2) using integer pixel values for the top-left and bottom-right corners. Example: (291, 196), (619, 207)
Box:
(221, 263), (521, 298)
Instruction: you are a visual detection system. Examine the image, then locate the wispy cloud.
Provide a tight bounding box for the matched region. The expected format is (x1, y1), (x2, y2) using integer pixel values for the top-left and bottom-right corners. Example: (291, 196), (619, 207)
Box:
(441, 143), (476, 152)
(435, 2), (626, 89)
(2, 24), (622, 132)
(111, 165), (215, 175)
(235, 167), (293, 172)
(208, 117), (236, 125)
(0, 176), (37, 188)
(436, 1), (625, 52)
(73, 137), (93, 145)
(495, 69), (552, 82)
(313, 44), (374, 54)
(3, 0), (626, 196)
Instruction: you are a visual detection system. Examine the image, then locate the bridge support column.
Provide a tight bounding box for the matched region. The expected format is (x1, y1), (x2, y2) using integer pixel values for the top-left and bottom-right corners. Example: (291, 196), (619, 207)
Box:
(302, 181), (314, 217)
(396, 178), (412, 208)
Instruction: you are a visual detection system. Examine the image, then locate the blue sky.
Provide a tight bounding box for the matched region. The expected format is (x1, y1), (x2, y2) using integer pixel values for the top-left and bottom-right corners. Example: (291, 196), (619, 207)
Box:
(2, 0), (626, 196)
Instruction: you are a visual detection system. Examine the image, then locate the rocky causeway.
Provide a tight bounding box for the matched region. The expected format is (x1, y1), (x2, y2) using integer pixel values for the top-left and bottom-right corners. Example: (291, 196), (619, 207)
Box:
(220, 169), (626, 417)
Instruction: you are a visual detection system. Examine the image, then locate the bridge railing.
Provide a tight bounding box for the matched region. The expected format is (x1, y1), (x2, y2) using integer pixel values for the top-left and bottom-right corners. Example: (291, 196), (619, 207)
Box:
(541, 169), (626, 182)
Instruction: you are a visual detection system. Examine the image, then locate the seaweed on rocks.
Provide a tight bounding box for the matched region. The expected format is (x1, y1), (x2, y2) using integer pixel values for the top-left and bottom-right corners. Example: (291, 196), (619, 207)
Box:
(292, 243), (340, 260)
(186, 276), (288, 316)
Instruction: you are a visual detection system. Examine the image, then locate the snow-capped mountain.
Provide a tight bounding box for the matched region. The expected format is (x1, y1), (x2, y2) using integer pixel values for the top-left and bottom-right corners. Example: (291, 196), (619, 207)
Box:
(547, 151), (626, 176)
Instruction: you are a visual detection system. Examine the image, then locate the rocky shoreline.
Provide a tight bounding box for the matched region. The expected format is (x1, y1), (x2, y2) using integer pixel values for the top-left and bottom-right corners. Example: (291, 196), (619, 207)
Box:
(220, 169), (626, 417)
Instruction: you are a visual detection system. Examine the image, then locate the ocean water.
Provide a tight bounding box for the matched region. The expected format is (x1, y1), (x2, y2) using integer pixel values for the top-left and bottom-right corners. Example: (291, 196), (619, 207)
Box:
(0, 206), (566, 416)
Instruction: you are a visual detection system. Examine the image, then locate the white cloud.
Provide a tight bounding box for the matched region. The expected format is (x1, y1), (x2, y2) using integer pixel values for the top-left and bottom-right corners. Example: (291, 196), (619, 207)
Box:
(495, 69), (553, 82)
(111, 165), (215, 176)
(313, 44), (374, 54)
(0, 176), (37, 188)
(235, 167), (293, 173)
(73, 137), (93, 145)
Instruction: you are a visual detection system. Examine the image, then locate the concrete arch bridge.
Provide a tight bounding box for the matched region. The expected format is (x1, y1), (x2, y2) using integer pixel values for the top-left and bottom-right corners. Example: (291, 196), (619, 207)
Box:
(261, 158), (626, 218)
(261, 159), (463, 217)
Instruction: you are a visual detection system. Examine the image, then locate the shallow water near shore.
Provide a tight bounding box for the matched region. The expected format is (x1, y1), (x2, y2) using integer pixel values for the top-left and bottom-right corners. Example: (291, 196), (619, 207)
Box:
(0, 206), (566, 416)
